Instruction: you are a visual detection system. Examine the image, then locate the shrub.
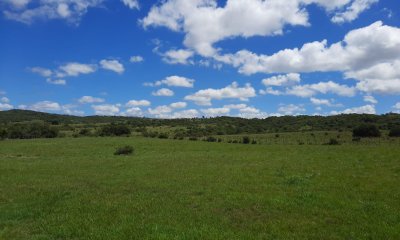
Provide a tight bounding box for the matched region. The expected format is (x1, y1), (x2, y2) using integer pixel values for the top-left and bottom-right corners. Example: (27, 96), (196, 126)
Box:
(353, 124), (381, 138)
(114, 145), (134, 155)
(189, 137), (198, 141)
(251, 139), (257, 144)
(206, 136), (217, 142)
(275, 134), (280, 138)
(389, 127), (400, 137)
(242, 136), (250, 144)
(99, 124), (131, 137)
(325, 138), (340, 145)
(79, 128), (91, 136)
(158, 133), (169, 139)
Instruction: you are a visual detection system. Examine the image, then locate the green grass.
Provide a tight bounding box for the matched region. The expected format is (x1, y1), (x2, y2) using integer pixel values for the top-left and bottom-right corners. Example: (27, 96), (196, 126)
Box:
(0, 137), (399, 239)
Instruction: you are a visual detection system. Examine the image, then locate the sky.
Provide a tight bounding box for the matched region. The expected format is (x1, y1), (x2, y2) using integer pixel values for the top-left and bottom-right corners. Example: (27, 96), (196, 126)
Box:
(0, 0), (399, 118)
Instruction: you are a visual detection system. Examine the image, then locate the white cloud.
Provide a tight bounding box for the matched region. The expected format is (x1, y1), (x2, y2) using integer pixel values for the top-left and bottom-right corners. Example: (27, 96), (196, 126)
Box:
(130, 55), (144, 63)
(152, 88), (174, 97)
(201, 107), (230, 117)
(92, 104), (120, 116)
(124, 107), (143, 116)
(121, 0), (139, 10)
(25, 101), (62, 112)
(262, 73), (300, 87)
(363, 95), (377, 104)
(0, 103), (13, 111)
(286, 81), (356, 97)
(331, 0), (378, 23)
(216, 21), (400, 95)
(100, 59), (125, 74)
(58, 62), (96, 77)
(162, 49), (194, 65)
(126, 99), (151, 107)
(259, 87), (283, 96)
(1, 97), (10, 103)
(147, 75), (195, 88)
(393, 102), (400, 113)
(278, 104), (306, 115)
(30, 67), (52, 77)
(78, 96), (105, 104)
(331, 104), (376, 114)
(141, 0), (373, 57)
(148, 105), (173, 116)
(310, 97), (341, 107)
(3, 0), (105, 24)
(46, 78), (66, 85)
(171, 109), (199, 118)
(223, 104), (248, 109)
(170, 102), (187, 108)
(185, 82), (256, 106)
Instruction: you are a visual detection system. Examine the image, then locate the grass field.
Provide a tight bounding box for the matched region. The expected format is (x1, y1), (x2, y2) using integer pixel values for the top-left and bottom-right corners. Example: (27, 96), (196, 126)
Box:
(1, 137), (399, 239)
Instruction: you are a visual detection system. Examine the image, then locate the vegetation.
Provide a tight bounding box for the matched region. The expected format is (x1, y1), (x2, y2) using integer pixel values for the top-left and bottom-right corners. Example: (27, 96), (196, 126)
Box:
(352, 124), (381, 138)
(114, 145), (134, 155)
(389, 126), (400, 137)
(0, 137), (399, 239)
(99, 124), (131, 137)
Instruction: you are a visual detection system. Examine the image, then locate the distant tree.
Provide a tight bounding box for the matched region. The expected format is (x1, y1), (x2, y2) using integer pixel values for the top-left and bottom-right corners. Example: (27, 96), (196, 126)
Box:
(352, 124), (381, 138)
(99, 124), (131, 136)
(242, 136), (250, 144)
(389, 127), (400, 137)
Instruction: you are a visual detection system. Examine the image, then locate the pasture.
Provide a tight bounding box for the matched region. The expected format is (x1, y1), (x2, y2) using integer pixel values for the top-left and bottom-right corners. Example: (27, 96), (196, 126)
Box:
(1, 137), (399, 239)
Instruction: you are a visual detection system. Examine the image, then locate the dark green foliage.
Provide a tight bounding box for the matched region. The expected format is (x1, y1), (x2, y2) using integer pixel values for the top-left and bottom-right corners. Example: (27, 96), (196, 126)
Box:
(353, 124), (381, 138)
(242, 136), (250, 144)
(251, 139), (257, 144)
(114, 145), (134, 155)
(79, 128), (91, 136)
(388, 127), (400, 137)
(206, 136), (217, 142)
(5, 121), (58, 139)
(99, 124), (131, 136)
(325, 138), (340, 145)
(188, 137), (198, 141)
(158, 133), (169, 139)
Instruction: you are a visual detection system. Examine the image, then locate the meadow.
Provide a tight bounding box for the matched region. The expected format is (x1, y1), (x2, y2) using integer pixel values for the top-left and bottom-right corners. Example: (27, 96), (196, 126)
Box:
(1, 136), (399, 239)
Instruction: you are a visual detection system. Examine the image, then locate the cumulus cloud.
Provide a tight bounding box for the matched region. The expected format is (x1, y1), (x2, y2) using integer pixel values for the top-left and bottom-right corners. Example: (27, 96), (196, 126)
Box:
(363, 95), (377, 104)
(185, 82), (256, 106)
(3, 0), (105, 25)
(21, 101), (62, 112)
(170, 102), (187, 108)
(201, 107), (230, 117)
(148, 105), (173, 116)
(262, 73), (301, 87)
(92, 104), (120, 116)
(278, 104), (306, 115)
(1, 97), (10, 103)
(124, 107), (143, 116)
(331, 0), (378, 23)
(393, 102), (400, 113)
(286, 81), (356, 97)
(126, 99), (151, 107)
(141, 0), (375, 56)
(310, 97), (342, 107)
(130, 55), (144, 63)
(162, 49), (194, 65)
(100, 59), (125, 74)
(30, 67), (52, 77)
(58, 62), (96, 77)
(331, 104), (376, 114)
(78, 96), (105, 104)
(152, 88), (174, 97)
(146, 75), (195, 88)
(171, 109), (199, 118)
(121, 0), (139, 10)
(0, 103), (13, 111)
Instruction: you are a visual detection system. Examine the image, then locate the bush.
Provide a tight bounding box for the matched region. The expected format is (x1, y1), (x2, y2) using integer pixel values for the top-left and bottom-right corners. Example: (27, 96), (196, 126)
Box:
(325, 138), (340, 145)
(389, 127), (400, 137)
(242, 136), (250, 144)
(189, 137), (198, 141)
(353, 124), (381, 138)
(79, 128), (91, 136)
(99, 124), (131, 137)
(206, 136), (217, 142)
(158, 133), (169, 139)
(251, 139), (257, 144)
(114, 145), (134, 155)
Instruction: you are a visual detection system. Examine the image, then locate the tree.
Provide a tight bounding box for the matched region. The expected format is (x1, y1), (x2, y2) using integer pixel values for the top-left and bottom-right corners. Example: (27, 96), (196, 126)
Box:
(352, 124), (381, 138)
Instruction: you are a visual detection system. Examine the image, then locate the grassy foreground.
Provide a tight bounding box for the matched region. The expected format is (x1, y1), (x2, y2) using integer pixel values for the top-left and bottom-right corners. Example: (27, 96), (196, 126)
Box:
(0, 137), (399, 239)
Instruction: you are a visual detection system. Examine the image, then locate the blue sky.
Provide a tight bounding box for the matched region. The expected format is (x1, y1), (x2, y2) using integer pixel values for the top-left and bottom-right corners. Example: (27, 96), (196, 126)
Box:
(0, 0), (399, 118)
